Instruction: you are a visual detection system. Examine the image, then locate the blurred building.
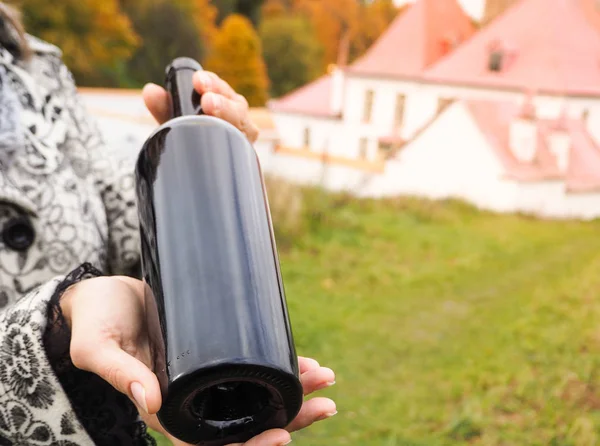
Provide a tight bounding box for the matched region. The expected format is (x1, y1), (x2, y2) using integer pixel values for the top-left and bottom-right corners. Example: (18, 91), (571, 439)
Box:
(266, 0), (600, 220)
(79, 87), (279, 166)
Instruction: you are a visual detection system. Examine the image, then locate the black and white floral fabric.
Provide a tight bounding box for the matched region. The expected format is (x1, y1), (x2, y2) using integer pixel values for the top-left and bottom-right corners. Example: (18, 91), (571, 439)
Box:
(0, 35), (151, 445)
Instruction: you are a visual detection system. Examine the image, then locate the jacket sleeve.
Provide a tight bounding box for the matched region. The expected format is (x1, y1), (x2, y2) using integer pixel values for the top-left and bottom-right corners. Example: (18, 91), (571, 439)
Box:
(0, 275), (95, 444)
(0, 264), (156, 445)
(52, 55), (141, 277)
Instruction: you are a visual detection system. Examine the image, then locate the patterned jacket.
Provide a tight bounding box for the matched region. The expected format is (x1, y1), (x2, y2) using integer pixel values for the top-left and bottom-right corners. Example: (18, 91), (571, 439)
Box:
(0, 35), (154, 444)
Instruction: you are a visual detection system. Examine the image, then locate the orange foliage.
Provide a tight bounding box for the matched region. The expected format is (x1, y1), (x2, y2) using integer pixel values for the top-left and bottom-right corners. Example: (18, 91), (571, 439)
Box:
(205, 14), (269, 106)
(351, 0), (401, 61)
(290, 0), (400, 71)
(188, 0), (219, 51)
(18, 0), (139, 78)
(292, 0), (357, 69)
(262, 0), (287, 18)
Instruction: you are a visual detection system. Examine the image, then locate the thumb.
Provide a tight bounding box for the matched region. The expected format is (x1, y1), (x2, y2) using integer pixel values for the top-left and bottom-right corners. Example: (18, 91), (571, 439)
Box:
(71, 342), (162, 414)
(142, 83), (170, 125)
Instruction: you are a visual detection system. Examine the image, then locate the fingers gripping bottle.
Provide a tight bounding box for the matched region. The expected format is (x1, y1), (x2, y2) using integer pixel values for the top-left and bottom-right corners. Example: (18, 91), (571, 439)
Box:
(135, 57), (303, 445)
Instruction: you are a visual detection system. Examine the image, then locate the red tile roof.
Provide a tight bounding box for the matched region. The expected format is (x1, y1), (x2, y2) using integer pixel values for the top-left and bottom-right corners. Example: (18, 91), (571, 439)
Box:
(466, 100), (561, 181)
(464, 100), (600, 191)
(268, 75), (338, 117)
(425, 0), (600, 96)
(271, 0), (475, 116)
(348, 0), (476, 78)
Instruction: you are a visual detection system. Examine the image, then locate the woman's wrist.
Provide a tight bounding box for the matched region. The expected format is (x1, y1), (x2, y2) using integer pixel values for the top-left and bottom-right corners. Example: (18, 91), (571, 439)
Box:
(58, 283), (76, 330)
(52, 264), (106, 332)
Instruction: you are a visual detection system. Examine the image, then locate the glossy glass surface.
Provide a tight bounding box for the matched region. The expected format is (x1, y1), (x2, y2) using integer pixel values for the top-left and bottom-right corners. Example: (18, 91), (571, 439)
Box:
(164, 57), (203, 117)
(135, 116), (302, 444)
(137, 116), (299, 378)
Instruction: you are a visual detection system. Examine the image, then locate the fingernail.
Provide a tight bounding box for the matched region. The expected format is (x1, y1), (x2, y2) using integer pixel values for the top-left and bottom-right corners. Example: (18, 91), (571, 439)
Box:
(197, 72), (212, 90)
(317, 380), (336, 391)
(317, 411), (338, 421)
(130, 382), (148, 413)
(208, 93), (222, 112)
(280, 440), (292, 445)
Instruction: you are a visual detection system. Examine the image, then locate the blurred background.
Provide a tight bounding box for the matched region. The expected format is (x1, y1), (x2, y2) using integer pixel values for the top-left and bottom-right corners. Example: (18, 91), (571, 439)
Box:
(13, 0), (600, 444)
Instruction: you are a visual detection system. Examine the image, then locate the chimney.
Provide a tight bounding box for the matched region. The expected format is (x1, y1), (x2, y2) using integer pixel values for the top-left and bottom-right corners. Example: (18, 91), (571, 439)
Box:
(330, 66), (345, 116)
(330, 26), (350, 116)
(547, 108), (571, 173)
(337, 26), (351, 67)
(509, 93), (538, 162)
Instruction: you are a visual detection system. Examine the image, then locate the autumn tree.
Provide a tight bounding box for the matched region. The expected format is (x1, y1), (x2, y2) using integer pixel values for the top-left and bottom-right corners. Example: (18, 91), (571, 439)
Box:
(236, 0), (267, 26)
(260, 15), (322, 97)
(188, 0), (219, 52)
(18, 0), (139, 85)
(292, 0), (357, 71)
(213, 0), (265, 26)
(262, 0), (287, 18)
(350, 0), (400, 61)
(291, 0), (399, 72)
(119, 0), (213, 87)
(212, 0), (236, 23)
(205, 14), (269, 106)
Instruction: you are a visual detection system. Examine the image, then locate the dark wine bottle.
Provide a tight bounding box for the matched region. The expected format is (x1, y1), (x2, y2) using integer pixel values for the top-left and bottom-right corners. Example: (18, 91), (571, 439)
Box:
(134, 57), (303, 445)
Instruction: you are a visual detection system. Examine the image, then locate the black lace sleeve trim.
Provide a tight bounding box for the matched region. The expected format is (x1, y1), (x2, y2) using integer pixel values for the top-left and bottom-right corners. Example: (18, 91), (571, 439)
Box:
(46, 262), (104, 336)
(43, 263), (157, 446)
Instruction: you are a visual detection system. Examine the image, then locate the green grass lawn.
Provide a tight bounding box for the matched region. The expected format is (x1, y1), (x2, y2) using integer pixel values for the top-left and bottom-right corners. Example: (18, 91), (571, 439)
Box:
(152, 190), (600, 445)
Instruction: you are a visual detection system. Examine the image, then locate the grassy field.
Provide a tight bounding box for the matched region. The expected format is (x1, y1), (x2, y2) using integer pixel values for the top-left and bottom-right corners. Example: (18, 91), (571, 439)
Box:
(152, 185), (600, 445)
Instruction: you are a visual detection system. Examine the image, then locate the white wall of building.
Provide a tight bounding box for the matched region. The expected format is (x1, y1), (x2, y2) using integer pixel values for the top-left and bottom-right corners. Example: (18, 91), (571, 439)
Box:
(563, 191), (600, 220)
(272, 114), (341, 154)
(364, 102), (518, 210)
(342, 76), (440, 147)
(514, 182), (600, 221)
(424, 83), (600, 128)
(268, 100), (600, 220)
(265, 102), (517, 206)
(259, 147), (600, 220)
(80, 83), (600, 222)
(332, 75), (600, 164)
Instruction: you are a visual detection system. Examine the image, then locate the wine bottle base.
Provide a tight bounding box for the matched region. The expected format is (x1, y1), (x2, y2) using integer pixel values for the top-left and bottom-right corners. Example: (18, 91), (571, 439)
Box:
(157, 363), (303, 445)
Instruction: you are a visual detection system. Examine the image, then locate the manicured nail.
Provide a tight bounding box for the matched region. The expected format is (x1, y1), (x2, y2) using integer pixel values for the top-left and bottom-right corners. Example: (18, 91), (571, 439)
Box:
(317, 380), (336, 391)
(130, 382), (148, 413)
(208, 93), (222, 112)
(197, 72), (212, 90)
(317, 411), (338, 421)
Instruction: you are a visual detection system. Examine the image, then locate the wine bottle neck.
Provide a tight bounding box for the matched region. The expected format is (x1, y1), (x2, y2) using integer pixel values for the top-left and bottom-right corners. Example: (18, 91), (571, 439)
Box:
(165, 57), (204, 119)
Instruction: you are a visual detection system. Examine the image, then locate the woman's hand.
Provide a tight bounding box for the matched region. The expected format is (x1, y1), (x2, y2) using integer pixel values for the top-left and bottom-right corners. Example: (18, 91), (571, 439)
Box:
(142, 71), (260, 143)
(60, 276), (337, 446)
(148, 356), (337, 446)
